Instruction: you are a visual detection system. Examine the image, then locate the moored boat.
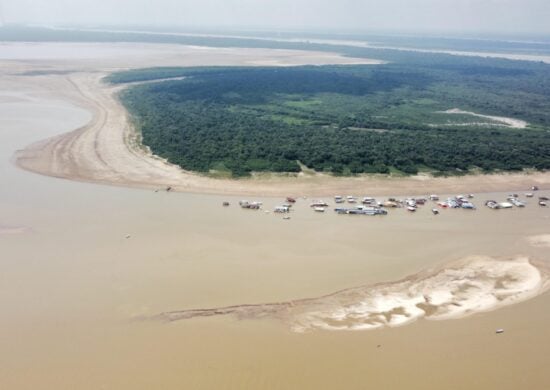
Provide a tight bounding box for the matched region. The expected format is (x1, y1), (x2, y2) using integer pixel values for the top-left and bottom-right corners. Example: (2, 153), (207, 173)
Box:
(310, 200), (329, 207)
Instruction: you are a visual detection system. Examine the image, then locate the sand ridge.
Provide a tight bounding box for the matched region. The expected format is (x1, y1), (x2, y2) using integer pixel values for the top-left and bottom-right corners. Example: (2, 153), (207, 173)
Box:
(155, 253), (550, 332)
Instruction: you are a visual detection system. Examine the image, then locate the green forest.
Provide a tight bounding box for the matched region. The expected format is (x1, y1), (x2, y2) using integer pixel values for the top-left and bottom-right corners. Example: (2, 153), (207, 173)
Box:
(112, 60), (550, 177)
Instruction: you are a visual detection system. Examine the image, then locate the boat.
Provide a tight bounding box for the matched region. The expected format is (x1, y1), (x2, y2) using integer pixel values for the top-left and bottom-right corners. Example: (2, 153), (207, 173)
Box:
(362, 197), (376, 205)
(239, 200), (262, 209)
(498, 202), (513, 209)
(283, 216), (291, 220)
(222, 201), (230, 207)
(383, 201), (399, 208)
(334, 196), (344, 203)
(314, 207), (326, 212)
(274, 206), (290, 213)
(310, 201), (329, 207)
(532, 186), (539, 191)
(407, 206), (416, 212)
(525, 193), (534, 198)
(346, 196), (357, 204)
(406, 199), (417, 208)
(335, 206), (387, 216)
(495, 328), (504, 334)
(485, 200), (498, 209)
(432, 208), (439, 215)
(540, 201), (547, 207)
(286, 197), (296, 203)
(539, 196), (549, 201)
(461, 202), (476, 210)
(430, 194), (439, 201)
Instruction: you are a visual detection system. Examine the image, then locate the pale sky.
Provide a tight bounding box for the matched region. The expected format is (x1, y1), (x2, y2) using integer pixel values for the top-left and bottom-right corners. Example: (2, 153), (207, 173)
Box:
(1, 0), (550, 35)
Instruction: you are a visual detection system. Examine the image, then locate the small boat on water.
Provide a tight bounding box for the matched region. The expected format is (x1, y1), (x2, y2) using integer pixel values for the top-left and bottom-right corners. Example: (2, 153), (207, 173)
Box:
(525, 193), (534, 198)
(310, 200), (329, 207)
(286, 197), (296, 203)
(362, 197), (376, 205)
(222, 201), (230, 207)
(540, 201), (548, 207)
(239, 200), (262, 209)
(430, 194), (439, 201)
(314, 207), (326, 212)
(274, 206), (290, 213)
(461, 202), (476, 210)
(432, 208), (439, 215)
(407, 206), (416, 212)
(347, 196), (357, 204)
(334, 196), (344, 203)
(485, 200), (498, 209)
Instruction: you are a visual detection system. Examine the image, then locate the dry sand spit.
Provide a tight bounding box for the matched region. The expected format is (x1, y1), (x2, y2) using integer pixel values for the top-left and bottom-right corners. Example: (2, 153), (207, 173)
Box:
(156, 253), (550, 332)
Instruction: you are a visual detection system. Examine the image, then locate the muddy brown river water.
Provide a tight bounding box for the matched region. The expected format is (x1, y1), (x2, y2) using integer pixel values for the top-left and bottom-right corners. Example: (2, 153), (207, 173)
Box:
(1, 42), (550, 390)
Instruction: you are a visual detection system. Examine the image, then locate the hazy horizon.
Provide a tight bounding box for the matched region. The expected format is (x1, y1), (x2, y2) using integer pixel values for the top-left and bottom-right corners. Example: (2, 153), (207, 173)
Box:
(1, 0), (550, 36)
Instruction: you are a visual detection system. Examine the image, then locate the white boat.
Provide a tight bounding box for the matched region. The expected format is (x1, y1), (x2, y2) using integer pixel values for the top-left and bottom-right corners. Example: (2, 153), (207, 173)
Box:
(362, 197), (376, 205)
(498, 202), (513, 209)
(461, 202), (476, 210)
(274, 206), (290, 213)
(432, 208), (439, 215)
(310, 201), (329, 207)
(346, 196), (357, 203)
(314, 207), (326, 212)
(334, 196), (344, 203)
(407, 206), (416, 212)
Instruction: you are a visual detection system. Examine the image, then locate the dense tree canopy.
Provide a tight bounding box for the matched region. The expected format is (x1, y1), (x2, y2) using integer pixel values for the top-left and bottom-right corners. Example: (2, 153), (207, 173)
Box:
(115, 62), (550, 177)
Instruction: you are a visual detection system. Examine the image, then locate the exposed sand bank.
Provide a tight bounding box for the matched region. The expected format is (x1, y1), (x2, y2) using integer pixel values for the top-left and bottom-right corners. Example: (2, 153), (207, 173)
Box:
(157, 254), (550, 332)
